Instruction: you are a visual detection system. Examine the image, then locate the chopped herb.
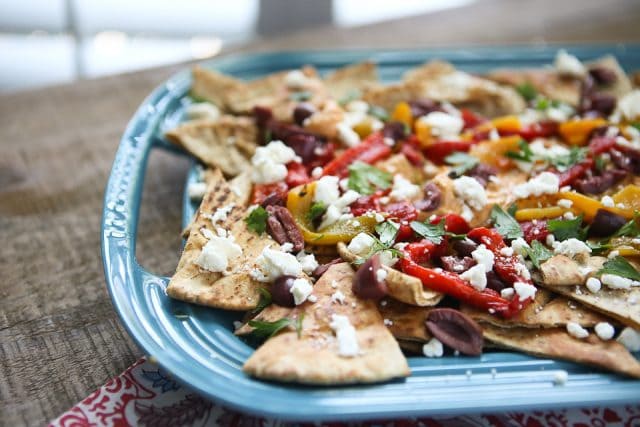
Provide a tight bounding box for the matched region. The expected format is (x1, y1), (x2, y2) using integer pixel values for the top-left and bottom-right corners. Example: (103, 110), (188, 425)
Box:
(307, 202), (327, 222)
(489, 204), (523, 240)
(597, 256), (640, 281)
(289, 91), (312, 101)
(251, 288), (272, 315)
(524, 240), (553, 269)
(507, 203), (518, 217)
(505, 139), (534, 163)
(612, 215), (640, 238)
(353, 234), (402, 266)
(516, 82), (538, 102)
(248, 316), (303, 340)
(347, 161), (392, 195)
(445, 152), (480, 178)
(587, 240), (612, 254)
(547, 215), (586, 241)
(245, 206), (269, 234)
(595, 155), (607, 172)
(375, 221), (399, 247)
(294, 313), (305, 338)
(534, 97), (560, 111)
(631, 122), (640, 132)
(263, 129), (273, 144)
(368, 105), (389, 122)
(548, 146), (587, 171)
(339, 88), (361, 105)
(410, 219), (447, 244)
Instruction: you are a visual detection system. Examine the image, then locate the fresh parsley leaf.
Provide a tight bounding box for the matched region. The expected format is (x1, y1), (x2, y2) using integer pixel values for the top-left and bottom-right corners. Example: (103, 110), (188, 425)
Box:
(507, 203), (518, 217)
(506, 139), (534, 163)
(524, 240), (553, 269)
(535, 97), (550, 111)
(248, 317), (299, 340)
(547, 215), (586, 241)
(445, 152), (479, 178)
(294, 313), (305, 338)
(289, 91), (312, 101)
(251, 287), (272, 315)
(347, 161), (392, 195)
(613, 216), (640, 238)
(516, 82), (537, 102)
(368, 105), (389, 122)
(587, 240), (613, 254)
(339, 88), (361, 105)
(597, 256), (640, 281)
(245, 206), (269, 234)
(353, 234), (402, 266)
(307, 202), (327, 222)
(548, 146), (587, 171)
(490, 204), (523, 240)
(375, 221), (399, 247)
(410, 219), (446, 244)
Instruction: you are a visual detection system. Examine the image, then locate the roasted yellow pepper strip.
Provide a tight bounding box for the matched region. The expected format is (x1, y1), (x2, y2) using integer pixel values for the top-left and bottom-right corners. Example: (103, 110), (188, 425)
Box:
(469, 135), (522, 167)
(515, 206), (568, 221)
(612, 185), (640, 213)
(287, 182), (377, 245)
(558, 191), (633, 222)
(558, 118), (607, 146)
(391, 101), (413, 129)
(415, 119), (432, 147)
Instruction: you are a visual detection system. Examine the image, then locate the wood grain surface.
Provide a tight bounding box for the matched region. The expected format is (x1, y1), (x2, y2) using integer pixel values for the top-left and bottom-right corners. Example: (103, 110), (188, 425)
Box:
(1, 0), (639, 425)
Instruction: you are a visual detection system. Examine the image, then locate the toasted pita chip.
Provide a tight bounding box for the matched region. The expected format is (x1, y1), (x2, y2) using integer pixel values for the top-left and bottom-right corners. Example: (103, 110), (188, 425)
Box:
(165, 116), (257, 177)
(191, 66), (245, 110)
(462, 288), (611, 329)
(482, 323), (640, 378)
(378, 298), (432, 342)
(337, 242), (444, 307)
(362, 82), (415, 114)
(397, 339), (425, 354)
(324, 62), (378, 102)
(539, 255), (607, 286)
(243, 263), (411, 384)
(587, 56), (633, 99)
(302, 100), (345, 140)
(168, 169), (273, 311)
(375, 153), (425, 184)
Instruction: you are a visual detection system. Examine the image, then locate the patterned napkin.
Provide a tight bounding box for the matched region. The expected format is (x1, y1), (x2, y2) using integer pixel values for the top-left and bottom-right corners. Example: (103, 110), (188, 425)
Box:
(49, 357), (640, 427)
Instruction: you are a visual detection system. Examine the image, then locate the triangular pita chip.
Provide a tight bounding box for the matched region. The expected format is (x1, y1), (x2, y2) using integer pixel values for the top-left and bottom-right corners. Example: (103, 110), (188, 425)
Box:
(323, 61), (378, 101)
(378, 298), (432, 343)
(337, 242), (444, 306)
(243, 263), (411, 384)
(191, 66), (245, 110)
(165, 116), (257, 177)
(167, 169), (274, 311)
(539, 255), (606, 286)
(482, 323), (640, 378)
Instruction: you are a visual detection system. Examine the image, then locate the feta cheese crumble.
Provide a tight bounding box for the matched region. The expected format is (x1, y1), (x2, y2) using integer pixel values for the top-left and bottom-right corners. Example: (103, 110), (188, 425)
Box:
(329, 314), (360, 357)
(585, 277), (602, 293)
(601, 274), (633, 290)
(471, 244), (495, 273)
(186, 102), (220, 121)
(375, 268), (388, 283)
(331, 290), (346, 304)
(601, 195), (615, 208)
(284, 69), (309, 89)
(296, 251), (319, 274)
(453, 176), (487, 213)
(347, 233), (375, 257)
(616, 90), (640, 121)
(514, 281), (537, 300)
(553, 238), (592, 259)
(566, 322), (589, 339)
(195, 233), (242, 273)
(617, 327), (640, 352)
(422, 337), (444, 358)
(513, 172), (560, 199)
(290, 278), (313, 305)
(554, 50), (586, 78)
(460, 264), (487, 291)
(336, 122), (361, 147)
(251, 140), (299, 184)
(389, 174), (421, 201)
(254, 246), (302, 282)
(594, 322), (615, 341)
(416, 111), (464, 139)
(209, 203), (235, 224)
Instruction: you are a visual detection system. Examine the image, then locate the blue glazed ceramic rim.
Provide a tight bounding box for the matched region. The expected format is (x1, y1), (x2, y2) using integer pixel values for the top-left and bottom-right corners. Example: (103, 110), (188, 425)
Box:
(102, 45), (640, 422)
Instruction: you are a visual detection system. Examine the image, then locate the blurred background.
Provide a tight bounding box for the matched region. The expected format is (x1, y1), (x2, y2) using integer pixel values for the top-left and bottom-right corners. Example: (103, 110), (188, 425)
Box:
(1, 0), (639, 94)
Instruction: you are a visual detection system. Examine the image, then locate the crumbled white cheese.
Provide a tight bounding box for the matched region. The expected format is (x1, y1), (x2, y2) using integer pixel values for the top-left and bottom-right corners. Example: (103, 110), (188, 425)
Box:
(501, 288), (515, 299)
(254, 246), (302, 282)
(195, 233), (242, 273)
(296, 251), (319, 274)
(553, 238), (592, 258)
(601, 195), (615, 208)
(378, 250), (398, 267)
(383, 318), (393, 326)
(594, 322), (615, 341)
(331, 290), (346, 304)
(210, 203), (235, 224)
(336, 122), (361, 147)
(500, 247), (514, 257)
(284, 69), (309, 89)
(280, 242), (294, 253)
(511, 237), (531, 256)
(186, 102), (220, 121)
(417, 111), (464, 139)
(557, 199), (573, 209)
(314, 175), (340, 205)
(460, 204), (474, 222)
(345, 100), (369, 113)
(307, 295), (318, 303)
(389, 174), (421, 201)
(616, 90), (640, 121)
(566, 322), (589, 339)
(514, 262), (532, 280)
(601, 274), (633, 290)
(460, 264), (487, 291)
(471, 244), (495, 273)
(187, 182), (207, 200)
(251, 140), (299, 184)
(311, 166), (323, 179)
(347, 233), (375, 257)
(453, 176), (487, 211)
(514, 281), (537, 300)
(422, 337), (444, 358)
(513, 172), (560, 199)
(329, 314), (360, 357)
(318, 204), (342, 229)
(289, 278), (313, 305)
(608, 250), (620, 259)
(554, 50), (586, 78)
(553, 371), (569, 386)
(585, 277), (602, 293)
(563, 211), (575, 220)
(617, 327), (640, 352)
(375, 268), (388, 283)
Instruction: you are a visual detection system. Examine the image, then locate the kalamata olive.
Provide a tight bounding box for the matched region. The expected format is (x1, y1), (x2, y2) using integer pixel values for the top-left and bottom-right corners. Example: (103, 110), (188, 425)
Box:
(582, 93), (616, 116)
(611, 148), (640, 174)
(589, 67), (617, 85)
(588, 209), (627, 238)
(574, 169), (626, 194)
(382, 121), (407, 141)
(426, 308), (483, 356)
(440, 256), (475, 273)
(452, 238), (478, 257)
(414, 182), (441, 212)
(408, 99), (442, 118)
(285, 133), (319, 163)
(353, 254), (388, 300)
(271, 275), (297, 307)
(467, 163), (497, 187)
(312, 258), (342, 279)
(293, 103), (316, 126)
(486, 271), (509, 292)
(253, 106), (273, 127)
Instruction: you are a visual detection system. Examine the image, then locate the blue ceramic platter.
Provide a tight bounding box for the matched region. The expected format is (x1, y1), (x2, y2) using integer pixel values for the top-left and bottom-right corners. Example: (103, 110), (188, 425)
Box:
(102, 46), (640, 422)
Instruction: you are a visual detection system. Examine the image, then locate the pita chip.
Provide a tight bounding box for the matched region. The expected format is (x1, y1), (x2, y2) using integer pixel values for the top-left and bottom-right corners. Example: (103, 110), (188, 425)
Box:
(165, 116), (257, 177)
(243, 263), (411, 384)
(482, 323), (640, 378)
(323, 61), (378, 101)
(337, 242), (444, 307)
(378, 298), (432, 343)
(167, 169), (274, 311)
(539, 255), (606, 286)
(191, 66), (245, 110)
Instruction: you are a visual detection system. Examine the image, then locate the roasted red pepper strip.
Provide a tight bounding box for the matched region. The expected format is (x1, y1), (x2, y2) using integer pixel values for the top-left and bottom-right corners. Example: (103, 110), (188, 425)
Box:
(588, 136), (616, 156)
(322, 132), (392, 177)
(520, 220), (549, 244)
(557, 158), (594, 187)
(285, 162), (310, 188)
(400, 258), (512, 314)
(403, 239), (448, 266)
(430, 213), (471, 234)
(516, 121), (558, 141)
(422, 141), (473, 165)
(461, 108), (486, 129)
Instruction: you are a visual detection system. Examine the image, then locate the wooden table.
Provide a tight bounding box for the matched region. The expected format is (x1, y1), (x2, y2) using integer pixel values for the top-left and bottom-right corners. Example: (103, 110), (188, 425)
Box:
(2, 0), (639, 424)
